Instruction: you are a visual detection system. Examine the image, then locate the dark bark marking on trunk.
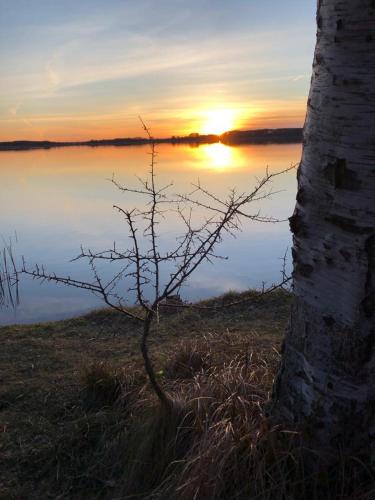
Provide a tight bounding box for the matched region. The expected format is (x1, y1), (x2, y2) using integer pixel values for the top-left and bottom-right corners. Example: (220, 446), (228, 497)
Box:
(336, 19), (343, 31)
(359, 331), (375, 364)
(324, 158), (361, 190)
(317, 0), (323, 19)
(296, 163), (302, 182)
(361, 235), (375, 317)
(325, 256), (334, 266)
(289, 209), (308, 236)
(307, 98), (318, 111)
(295, 261), (314, 278)
(323, 316), (335, 327)
(291, 246), (297, 261)
(296, 187), (307, 205)
(343, 78), (363, 86)
(325, 215), (373, 234)
(314, 53), (325, 67)
(339, 248), (352, 261)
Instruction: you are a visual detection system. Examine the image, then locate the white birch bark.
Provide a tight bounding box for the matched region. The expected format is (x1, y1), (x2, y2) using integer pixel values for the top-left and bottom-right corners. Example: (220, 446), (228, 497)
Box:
(272, 0), (375, 452)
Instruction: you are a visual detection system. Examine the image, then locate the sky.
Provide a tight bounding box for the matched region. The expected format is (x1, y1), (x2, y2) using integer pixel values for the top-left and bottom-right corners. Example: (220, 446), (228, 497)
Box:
(0, 0), (316, 141)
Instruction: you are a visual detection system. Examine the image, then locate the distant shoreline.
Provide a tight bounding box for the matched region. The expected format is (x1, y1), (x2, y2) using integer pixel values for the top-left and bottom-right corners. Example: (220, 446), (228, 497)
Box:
(0, 128), (302, 151)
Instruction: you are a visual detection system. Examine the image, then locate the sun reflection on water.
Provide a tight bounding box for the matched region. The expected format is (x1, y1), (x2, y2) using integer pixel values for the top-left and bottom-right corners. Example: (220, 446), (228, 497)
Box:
(198, 142), (236, 170)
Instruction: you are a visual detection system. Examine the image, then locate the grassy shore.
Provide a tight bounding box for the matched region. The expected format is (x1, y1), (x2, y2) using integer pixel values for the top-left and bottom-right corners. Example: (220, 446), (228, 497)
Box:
(0, 290), (373, 499)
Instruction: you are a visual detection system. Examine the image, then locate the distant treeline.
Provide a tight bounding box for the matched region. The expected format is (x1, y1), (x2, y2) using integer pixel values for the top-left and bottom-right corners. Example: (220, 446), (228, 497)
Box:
(220, 128), (302, 145)
(0, 128), (302, 151)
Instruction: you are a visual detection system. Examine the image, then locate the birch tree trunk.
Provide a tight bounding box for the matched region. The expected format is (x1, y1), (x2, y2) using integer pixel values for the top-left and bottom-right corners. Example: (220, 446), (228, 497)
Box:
(272, 0), (375, 454)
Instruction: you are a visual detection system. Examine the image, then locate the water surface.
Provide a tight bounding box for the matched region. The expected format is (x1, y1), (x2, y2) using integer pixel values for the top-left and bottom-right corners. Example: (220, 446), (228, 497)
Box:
(0, 142), (300, 324)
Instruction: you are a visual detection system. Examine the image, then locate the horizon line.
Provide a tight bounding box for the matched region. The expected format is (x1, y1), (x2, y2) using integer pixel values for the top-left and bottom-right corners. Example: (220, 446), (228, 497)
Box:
(0, 127), (303, 146)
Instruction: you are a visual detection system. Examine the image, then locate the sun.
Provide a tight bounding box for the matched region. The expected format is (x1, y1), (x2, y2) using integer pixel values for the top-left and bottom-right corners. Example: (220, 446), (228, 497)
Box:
(200, 108), (237, 135)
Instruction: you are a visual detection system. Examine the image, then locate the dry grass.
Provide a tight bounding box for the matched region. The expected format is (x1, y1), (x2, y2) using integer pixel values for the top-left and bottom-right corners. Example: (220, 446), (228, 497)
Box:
(163, 338), (211, 379)
(0, 289), (373, 499)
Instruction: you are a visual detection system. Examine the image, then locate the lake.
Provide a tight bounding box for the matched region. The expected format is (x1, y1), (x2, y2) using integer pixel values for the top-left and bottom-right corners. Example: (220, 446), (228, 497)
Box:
(0, 142), (300, 325)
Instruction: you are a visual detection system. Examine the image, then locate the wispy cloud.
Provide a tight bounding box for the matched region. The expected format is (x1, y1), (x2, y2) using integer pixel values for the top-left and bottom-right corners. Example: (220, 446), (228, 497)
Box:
(8, 102), (22, 116)
(290, 74), (309, 82)
(46, 62), (61, 87)
(1, 26), (311, 98)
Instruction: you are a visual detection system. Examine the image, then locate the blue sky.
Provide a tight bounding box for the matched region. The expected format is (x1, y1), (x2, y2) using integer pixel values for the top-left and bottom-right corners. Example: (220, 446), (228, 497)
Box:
(0, 0), (316, 140)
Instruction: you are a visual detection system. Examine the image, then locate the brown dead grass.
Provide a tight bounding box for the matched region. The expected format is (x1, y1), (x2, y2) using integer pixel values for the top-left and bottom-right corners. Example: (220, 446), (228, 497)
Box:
(0, 289), (372, 499)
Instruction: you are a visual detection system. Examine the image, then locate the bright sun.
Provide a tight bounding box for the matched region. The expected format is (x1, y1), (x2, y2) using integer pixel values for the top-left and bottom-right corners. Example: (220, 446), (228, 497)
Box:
(200, 108), (237, 135)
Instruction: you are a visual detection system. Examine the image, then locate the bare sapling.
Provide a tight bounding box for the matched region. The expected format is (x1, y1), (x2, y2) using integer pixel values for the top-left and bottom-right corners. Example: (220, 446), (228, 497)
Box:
(1, 121), (293, 409)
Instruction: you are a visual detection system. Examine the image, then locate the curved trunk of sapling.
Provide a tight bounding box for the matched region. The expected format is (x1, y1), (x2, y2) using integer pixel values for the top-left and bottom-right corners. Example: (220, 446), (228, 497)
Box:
(141, 309), (170, 409)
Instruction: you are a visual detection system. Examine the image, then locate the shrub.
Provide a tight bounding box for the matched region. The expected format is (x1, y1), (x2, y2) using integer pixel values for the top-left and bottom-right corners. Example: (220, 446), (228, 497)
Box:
(164, 339), (211, 380)
(82, 362), (140, 410)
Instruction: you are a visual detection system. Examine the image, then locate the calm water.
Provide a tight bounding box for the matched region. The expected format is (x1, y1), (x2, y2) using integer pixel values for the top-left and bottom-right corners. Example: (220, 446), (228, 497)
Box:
(0, 142), (300, 325)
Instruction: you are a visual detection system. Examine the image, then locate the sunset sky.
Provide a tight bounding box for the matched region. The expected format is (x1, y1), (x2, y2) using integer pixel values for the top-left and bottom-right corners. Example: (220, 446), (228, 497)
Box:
(0, 0), (315, 141)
